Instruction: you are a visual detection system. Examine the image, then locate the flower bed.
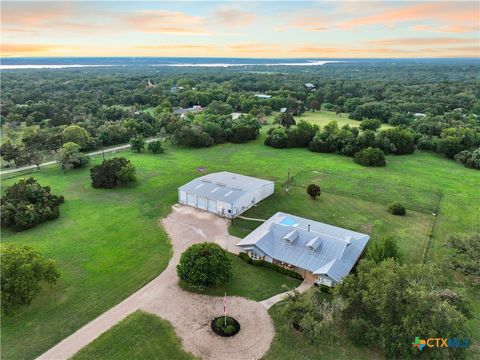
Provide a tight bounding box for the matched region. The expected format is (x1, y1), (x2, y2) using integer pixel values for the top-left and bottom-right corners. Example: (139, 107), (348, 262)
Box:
(211, 316), (241, 337)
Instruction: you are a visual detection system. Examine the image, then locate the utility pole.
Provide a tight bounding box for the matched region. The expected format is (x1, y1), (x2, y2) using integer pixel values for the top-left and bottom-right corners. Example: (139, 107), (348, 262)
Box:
(286, 165), (291, 193)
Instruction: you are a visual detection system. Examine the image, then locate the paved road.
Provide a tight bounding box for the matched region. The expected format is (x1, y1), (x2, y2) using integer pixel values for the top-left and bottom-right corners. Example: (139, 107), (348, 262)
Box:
(0, 137), (160, 175)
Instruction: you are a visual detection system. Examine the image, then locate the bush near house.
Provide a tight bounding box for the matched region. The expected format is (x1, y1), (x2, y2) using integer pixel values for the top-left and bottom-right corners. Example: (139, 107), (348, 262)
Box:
(306, 184), (321, 199)
(147, 140), (165, 154)
(388, 202), (406, 216)
(90, 157), (136, 189)
(0, 177), (64, 231)
(238, 252), (304, 280)
(177, 243), (232, 288)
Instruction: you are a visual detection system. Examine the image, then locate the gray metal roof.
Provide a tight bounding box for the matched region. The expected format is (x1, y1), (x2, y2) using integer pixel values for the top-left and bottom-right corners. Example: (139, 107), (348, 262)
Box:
(237, 212), (370, 282)
(179, 172), (273, 204)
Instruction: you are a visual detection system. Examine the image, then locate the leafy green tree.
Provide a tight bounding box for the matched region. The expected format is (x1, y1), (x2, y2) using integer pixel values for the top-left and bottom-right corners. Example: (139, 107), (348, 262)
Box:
(306, 184), (321, 199)
(0, 141), (19, 164)
(264, 127), (288, 148)
(57, 142), (90, 172)
(366, 236), (402, 263)
(354, 147), (386, 167)
(448, 234), (480, 280)
(377, 128), (416, 155)
(359, 119), (381, 131)
(0, 178), (64, 231)
(336, 259), (472, 359)
(90, 157), (136, 188)
(62, 125), (92, 148)
(276, 112), (296, 129)
(1, 244), (60, 314)
(177, 242), (232, 288)
(147, 140), (165, 154)
(129, 135), (146, 152)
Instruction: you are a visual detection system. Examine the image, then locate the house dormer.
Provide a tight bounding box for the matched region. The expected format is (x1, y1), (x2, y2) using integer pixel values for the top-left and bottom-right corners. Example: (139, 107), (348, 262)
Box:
(306, 236), (322, 252)
(283, 229), (298, 245)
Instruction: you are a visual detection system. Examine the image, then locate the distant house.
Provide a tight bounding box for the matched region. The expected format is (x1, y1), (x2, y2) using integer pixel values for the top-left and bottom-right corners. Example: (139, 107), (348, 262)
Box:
(254, 94), (272, 99)
(236, 212), (370, 286)
(178, 172), (274, 218)
(413, 113), (426, 118)
(280, 107), (287, 113)
(173, 105), (203, 118)
(231, 112), (243, 120)
(304, 83), (315, 89)
(170, 86), (184, 93)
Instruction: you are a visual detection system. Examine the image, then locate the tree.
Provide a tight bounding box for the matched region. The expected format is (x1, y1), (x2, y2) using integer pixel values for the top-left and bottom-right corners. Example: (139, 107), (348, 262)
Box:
(129, 135), (146, 152)
(359, 119), (381, 131)
(177, 242), (232, 288)
(1, 178), (64, 232)
(276, 112), (296, 129)
(336, 259), (472, 359)
(454, 148), (480, 169)
(366, 236), (402, 263)
(388, 202), (406, 216)
(306, 184), (321, 199)
(0, 141), (19, 164)
(90, 157), (136, 188)
(57, 142), (90, 172)
(147, 140), (165, 154)
(1, 244), (60, 314)
(354, 147), (386, 167)
(264, 127), (288, 148)
(448, 234), (480, 281)
(376, 128), (416, 155)
(62, 125), (92, 148)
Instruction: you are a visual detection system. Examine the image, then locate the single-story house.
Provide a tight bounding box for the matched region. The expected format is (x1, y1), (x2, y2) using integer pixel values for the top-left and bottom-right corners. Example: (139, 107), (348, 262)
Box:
(178, 172), (274, 218)
(236, 212), (369, 286)
(173, 105), (203, 118)
(254, 94), (272, 99)
(280, 107), (287, 113)
(304, 83), (316, 89)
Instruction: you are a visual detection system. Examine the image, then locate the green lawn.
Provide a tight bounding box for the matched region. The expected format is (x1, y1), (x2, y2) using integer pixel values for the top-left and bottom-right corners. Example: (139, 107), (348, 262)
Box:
(2, 126), (479, 359)
(180, 253), (301, 301)
(72, 311), (197, 360)
(230, 187), (432, 264)
(297, 110), (392, 129)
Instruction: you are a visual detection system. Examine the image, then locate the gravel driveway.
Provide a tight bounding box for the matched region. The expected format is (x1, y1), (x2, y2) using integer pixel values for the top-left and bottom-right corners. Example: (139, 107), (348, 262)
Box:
(38, 205), (274, 360)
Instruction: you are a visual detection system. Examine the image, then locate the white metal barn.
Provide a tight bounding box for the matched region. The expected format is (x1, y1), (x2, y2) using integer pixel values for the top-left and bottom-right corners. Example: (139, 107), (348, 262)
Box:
(178, 172), (274, 218)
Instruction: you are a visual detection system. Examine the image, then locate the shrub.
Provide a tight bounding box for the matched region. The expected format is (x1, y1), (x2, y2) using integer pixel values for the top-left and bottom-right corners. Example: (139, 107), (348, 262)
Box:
(1, 244), (60, 314)
(129, 135), (146, 152)
(348, 318), (371, 346)
(147, 140), (165, 154)
(276, 112), (296, 129)
(354, 147), (386, 167)
(174, 126), (214, 148)
(211, 316), (241, 337)
(226, 115), (261, 143)
(359, 119), (381, 131)
(448, 234), (480, 280)
(177, 243), (232, 288)
(366, 236), (402, 263)
(376, 128), (416, 155)
(306, 184), (321, 199)
(237, 253), (304, 280)
(57, 142), (90, 172)
(90, 157), (136, 188)
(0, 178), (64, 231)
(454, 148), (480, 169)
(388, 202), (406, 216)
(264, 127), (288, 148)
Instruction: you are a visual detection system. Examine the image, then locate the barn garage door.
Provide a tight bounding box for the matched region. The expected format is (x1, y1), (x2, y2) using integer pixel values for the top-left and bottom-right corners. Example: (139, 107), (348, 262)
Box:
(208, 199), (217, 212)
(197, 197), (207, 210)
(186, 193), (196, 206)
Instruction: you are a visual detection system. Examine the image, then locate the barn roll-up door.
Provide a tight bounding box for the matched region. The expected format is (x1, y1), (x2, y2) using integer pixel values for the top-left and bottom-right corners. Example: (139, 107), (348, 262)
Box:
(197, 197), (207, 210)
(208, 199), (217, 212)
(186, 193), (196, 206)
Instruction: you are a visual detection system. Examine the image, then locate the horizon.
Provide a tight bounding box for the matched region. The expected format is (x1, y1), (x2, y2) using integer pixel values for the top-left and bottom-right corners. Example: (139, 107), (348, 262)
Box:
(2, 1), (479, 58)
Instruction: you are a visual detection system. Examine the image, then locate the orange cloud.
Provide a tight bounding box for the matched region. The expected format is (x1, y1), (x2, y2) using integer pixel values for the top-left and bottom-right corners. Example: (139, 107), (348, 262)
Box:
(369, 37), (479, 46)
(1, 43), (64, 56)
(125, 10), (210, 35)
(210, 6), (256, 27)
(137, 44), (214, 50)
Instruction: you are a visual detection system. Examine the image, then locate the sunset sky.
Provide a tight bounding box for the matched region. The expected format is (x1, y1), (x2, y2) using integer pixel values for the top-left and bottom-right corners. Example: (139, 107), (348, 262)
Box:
(1, 1), (479, 58)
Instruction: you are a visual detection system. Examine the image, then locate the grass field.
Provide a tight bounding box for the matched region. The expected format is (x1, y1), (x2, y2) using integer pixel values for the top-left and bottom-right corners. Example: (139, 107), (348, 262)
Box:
(180, 253), (301, 301)
(297, 110), (392, 129)
(2, 126), (479, 359)
(72, 311), (197, 360)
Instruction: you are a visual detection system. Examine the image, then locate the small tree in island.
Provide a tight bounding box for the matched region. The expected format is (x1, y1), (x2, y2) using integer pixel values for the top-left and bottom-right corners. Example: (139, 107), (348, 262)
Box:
(177, 242), (232, 289)
(307, 184), (321, 199)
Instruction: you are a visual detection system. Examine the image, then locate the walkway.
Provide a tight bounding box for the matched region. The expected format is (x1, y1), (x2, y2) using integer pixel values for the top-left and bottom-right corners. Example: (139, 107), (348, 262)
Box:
(236, 215), (266, 222)
(260, 281), (313, 309)
(37, 206), (275, 360)
(1, 137), (160, 175)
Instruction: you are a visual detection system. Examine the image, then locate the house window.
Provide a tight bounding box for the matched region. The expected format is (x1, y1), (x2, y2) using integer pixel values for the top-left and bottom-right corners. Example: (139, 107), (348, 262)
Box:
(249, 251), (260, 260)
